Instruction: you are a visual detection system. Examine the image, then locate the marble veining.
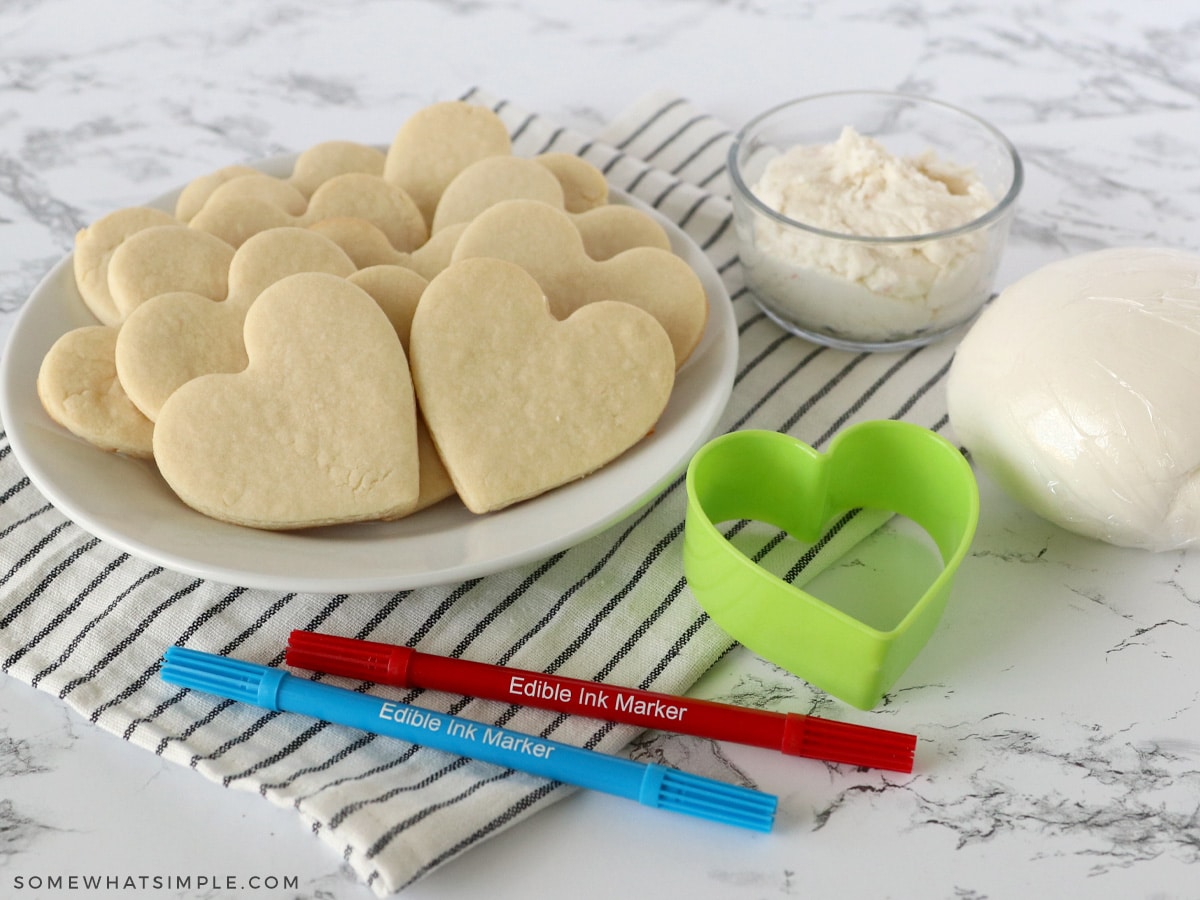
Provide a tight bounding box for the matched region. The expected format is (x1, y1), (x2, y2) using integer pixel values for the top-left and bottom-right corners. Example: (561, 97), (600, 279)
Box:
(0, 800), (54, 864)
(0, 720), (58, 865)
(908, 723), (1200, 865)
(0, 727), (47, 778)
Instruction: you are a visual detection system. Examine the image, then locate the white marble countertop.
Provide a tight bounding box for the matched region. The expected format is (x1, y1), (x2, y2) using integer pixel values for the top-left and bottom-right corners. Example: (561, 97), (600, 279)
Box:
(3, 1), (1199, 898)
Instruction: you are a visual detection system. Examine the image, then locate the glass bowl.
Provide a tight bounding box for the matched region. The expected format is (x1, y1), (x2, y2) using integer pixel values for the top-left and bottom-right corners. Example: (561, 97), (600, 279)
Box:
(728, 91), (1023, 352)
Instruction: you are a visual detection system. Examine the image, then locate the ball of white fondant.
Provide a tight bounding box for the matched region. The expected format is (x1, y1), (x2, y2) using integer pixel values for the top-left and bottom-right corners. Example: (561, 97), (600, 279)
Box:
(947, 246), (1200, 551)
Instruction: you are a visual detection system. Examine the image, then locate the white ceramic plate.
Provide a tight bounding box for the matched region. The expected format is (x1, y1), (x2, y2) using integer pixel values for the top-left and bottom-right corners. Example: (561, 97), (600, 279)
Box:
(0, 158), (737, 593)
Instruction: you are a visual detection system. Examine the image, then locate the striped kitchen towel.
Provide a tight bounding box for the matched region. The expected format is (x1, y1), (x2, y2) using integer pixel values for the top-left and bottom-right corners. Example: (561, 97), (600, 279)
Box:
(0, 88), (958, 895)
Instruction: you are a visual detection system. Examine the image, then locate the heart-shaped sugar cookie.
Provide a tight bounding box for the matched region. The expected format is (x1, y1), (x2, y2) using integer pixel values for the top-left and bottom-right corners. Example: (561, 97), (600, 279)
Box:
(410, 257), (675, 514)
(198, 173), (310, 217)
(174, 165), (261, 222)
(73, 206), (180, 325)
(433, 156), (670, 261)
(383, 100), (513, 225)
(432, 155), (565, 234)
(534, 152), (609, 212)
(451, 199), (706, 369)
(115, 227), (359, 421)
(287, 141), (386, 196)
(189, 171), (428, 251)
(153, 272), (420, 529)
(36, 325), (154, 459)
(571, 204), (672, 261)
(174, 141), (386, 221)
(106, 225), (236, 321)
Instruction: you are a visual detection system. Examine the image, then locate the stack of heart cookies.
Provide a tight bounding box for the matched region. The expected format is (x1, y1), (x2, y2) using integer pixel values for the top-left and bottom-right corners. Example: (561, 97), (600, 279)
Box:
(37, 101), (710, 530)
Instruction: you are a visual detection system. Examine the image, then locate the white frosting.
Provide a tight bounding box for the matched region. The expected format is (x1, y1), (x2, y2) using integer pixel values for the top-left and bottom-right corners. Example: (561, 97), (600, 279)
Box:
(756, 126), (995, 251)
(743, 127), (1000, 343)
(947, 246), (1200, 551)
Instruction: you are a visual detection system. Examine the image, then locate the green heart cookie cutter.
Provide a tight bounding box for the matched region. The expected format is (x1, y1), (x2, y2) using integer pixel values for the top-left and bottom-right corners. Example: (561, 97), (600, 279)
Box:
(683, 420), (979, 710)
